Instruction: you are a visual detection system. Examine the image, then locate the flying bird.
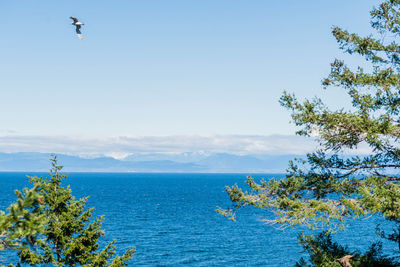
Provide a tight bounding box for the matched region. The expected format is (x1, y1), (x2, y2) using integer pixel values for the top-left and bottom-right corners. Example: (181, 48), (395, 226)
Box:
(70, 16), (84, 40)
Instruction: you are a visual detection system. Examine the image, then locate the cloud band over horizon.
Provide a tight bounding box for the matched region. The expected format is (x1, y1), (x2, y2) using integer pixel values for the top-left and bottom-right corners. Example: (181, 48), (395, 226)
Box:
(0, 134), (319, 159)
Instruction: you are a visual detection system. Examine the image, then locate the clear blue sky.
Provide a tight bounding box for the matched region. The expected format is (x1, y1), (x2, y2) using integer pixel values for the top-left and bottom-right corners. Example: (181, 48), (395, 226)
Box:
(0, 0), (380, 137)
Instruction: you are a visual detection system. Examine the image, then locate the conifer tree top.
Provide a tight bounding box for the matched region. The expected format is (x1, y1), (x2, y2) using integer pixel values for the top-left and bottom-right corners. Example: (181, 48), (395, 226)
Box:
(219, 0), (400, 232)
(2, 156), (135, 266)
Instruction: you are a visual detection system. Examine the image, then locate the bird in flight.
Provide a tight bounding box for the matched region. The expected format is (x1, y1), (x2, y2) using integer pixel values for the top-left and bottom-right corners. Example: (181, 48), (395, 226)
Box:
(70, 17), (84, 40)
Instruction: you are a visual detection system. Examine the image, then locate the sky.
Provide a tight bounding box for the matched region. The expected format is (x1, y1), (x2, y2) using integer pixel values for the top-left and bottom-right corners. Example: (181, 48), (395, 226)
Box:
(0, 0), (381, 156)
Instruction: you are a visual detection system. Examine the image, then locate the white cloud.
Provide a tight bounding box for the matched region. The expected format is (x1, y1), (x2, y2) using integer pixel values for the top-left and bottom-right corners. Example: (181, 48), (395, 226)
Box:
(0, 134), (320, 158)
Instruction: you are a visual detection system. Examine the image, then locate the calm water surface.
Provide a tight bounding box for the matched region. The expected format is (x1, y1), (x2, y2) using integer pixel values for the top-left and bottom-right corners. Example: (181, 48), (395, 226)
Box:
(0, 172), (396, 266)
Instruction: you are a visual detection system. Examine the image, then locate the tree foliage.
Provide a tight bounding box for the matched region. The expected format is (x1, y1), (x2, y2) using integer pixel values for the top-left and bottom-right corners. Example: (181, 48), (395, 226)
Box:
(1, 156), (135, 266)
(0, 186), (45, 252)
(295, 232), (397, 267)
(218, 0), (400, 264)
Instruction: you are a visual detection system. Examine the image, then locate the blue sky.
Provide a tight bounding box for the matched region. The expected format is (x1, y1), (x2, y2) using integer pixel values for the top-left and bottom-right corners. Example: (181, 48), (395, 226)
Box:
(0, 1), (380, 155)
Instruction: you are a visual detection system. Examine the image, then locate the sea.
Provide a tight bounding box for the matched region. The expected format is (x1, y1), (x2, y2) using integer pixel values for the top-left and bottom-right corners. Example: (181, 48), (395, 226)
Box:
(0, 172), (397, 266)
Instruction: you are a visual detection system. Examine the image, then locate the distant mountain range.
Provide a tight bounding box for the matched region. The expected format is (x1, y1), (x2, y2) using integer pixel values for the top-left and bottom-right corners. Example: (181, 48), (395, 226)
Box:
(0, 152), (303, 173)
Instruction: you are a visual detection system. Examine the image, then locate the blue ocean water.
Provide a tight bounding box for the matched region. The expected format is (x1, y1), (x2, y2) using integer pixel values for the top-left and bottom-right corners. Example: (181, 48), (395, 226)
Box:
(0, 172), (397, 266)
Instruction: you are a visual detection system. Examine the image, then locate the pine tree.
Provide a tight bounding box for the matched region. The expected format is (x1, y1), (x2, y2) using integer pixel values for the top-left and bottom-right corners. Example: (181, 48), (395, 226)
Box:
(0, 186), (45, 251)
(218, 0), (400, 265)
(14, 156), (135, 266)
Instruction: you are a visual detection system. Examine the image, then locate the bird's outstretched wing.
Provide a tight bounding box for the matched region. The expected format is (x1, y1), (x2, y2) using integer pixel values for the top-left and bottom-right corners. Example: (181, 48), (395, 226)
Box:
(75, 25), (83, 40)
(70, 16), (78, 23)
